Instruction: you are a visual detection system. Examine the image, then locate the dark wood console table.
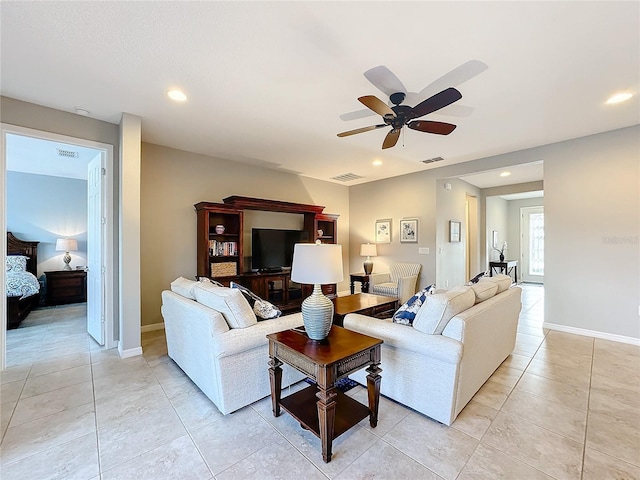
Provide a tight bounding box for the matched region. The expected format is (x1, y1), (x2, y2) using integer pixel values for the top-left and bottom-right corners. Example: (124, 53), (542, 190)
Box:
(489, 260), (518, 284)
(349, 273), (370, 294)
(268, 326), (382, 463)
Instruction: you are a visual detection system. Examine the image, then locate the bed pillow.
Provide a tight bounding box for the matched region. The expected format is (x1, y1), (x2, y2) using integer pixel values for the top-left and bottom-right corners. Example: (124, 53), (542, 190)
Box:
(6, 255), (28, 273)
(413, 286), (475, 335)
(170, 276), (199, 299)
(193, 282), (257, 328)
(230, 281), (282, 320)
(392, 285), (435, 326)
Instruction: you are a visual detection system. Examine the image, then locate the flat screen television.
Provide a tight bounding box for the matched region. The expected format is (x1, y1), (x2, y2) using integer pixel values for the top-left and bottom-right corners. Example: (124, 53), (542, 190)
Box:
(251, 228), (309, 272)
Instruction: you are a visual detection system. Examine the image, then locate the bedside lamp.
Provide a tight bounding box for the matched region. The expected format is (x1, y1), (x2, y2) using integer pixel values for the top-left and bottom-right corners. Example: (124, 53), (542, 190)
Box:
(360, 243), (377, 275)
(291, 242), (343, 340)
(56, 238), (78, 271)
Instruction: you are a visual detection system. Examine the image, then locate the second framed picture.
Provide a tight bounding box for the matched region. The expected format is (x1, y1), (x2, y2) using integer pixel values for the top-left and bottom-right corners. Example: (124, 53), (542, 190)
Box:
(400, 219), (418, 243)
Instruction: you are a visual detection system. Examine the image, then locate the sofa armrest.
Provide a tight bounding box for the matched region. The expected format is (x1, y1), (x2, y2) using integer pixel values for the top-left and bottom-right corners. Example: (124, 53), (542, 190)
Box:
(344, 313), (462, 364)
(369, 272), (391, 286)
(212, 312), (304, 358)
(396, 275), (419, 304)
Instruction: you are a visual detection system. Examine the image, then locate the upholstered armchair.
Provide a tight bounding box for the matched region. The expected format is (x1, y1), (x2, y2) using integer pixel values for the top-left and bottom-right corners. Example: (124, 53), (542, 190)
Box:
(370, 262), (422, 304)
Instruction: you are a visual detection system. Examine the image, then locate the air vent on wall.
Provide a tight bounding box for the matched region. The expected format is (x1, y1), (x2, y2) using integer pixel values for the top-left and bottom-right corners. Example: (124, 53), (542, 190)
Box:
(57, 148), (79, 158)
(421, 156), (444, 164)
(331, 173), (363, 182)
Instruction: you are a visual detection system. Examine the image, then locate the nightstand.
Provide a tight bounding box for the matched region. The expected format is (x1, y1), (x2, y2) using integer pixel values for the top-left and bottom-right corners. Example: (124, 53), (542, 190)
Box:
(45, 270), (87, 306)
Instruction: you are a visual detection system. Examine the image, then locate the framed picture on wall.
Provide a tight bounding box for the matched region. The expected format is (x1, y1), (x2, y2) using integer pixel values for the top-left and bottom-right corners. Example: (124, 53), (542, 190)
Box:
(400, 219), (418, 243)
(375, 219), (391, 243)
(450, 220), (461, 242)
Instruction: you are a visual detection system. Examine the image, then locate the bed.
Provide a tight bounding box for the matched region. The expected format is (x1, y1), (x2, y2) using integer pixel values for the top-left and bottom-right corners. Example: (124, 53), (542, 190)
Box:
(6, 232), (40, 329)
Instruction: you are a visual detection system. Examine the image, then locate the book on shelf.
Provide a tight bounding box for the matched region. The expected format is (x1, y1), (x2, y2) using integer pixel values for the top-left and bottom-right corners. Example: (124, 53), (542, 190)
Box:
(209, 240), (238, 257)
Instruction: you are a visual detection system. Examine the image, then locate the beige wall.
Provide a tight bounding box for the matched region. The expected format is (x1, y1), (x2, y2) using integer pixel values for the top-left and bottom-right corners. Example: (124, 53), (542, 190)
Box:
(140, 142), (350, 326)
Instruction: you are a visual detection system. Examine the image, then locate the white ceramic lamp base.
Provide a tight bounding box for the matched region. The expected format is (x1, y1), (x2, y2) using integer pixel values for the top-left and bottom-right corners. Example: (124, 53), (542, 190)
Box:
(301, 284), (334, 340)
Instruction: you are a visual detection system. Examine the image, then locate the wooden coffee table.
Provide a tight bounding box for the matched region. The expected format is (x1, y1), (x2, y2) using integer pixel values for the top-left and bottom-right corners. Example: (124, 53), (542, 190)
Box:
(332, 293), (398, 326)
(267, 326), (383, 463)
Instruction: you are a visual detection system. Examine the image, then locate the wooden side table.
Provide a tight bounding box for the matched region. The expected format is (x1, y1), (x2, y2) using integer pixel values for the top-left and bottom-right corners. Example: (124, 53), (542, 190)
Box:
(45, 270), (87, 306)
(267, 326), (382, 463)
(349, 273), (370, 294)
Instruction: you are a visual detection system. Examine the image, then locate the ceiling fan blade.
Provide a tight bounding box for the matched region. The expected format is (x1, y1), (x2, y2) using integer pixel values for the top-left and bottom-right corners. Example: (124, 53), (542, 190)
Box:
(408, 120), (457, 135)
(410, 87), (462, 119)
(382, 129), (401, 149)
(358, 95), (395, 117)
(364, 65), (407, 97)
(417, 60), (488, 99)
(403, 94), (474, 117)
(339, 108), (377, 121)
(337, 124), (387, 137)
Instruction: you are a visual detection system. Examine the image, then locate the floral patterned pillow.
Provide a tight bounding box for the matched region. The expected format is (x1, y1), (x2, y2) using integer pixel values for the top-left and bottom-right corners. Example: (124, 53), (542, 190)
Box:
(392, 284), (435, 326)
(6, 255), (28, 272)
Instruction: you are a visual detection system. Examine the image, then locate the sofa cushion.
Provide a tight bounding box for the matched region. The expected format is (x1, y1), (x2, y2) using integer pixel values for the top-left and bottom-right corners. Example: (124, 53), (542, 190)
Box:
(479, 274), (512, 293)
(413, 286), (475, 335)
(230, 281), (282, 320)
(470, 281), (498, 304)
(392, 285), (435, 326)
(170, 276), (198, 299)
(193, 283), (257, 328)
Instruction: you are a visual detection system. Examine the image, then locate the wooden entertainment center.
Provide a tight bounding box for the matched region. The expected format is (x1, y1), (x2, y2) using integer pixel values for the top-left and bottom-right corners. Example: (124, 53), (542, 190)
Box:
(195, 196), (339, 313)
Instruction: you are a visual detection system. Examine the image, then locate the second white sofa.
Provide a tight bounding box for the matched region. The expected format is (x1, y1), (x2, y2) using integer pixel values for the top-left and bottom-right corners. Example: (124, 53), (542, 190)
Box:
(344, 275), (522, 425)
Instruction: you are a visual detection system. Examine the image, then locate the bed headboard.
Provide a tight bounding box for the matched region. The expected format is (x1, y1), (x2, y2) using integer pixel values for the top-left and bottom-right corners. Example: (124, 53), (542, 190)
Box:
(7, 232), (39, 276)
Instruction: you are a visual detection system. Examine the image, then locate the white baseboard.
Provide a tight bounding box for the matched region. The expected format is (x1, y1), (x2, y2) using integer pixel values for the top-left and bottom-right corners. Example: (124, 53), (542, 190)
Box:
(118, 345), (143, 358)
(543, 322), (640, 346)
(141, 322), (165, 333)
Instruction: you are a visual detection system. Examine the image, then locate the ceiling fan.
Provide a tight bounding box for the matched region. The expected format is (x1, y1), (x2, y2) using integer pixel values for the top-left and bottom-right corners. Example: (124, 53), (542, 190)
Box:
(337, 60), (487, 149)
(337, 88), (462, 149)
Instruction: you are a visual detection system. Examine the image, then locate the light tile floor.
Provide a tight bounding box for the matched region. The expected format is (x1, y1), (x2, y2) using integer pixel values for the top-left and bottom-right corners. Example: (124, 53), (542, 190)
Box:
(1, 284), (639, 479)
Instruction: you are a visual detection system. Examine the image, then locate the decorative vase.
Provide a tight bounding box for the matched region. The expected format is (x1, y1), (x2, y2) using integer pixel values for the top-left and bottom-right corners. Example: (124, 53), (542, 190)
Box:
(499, 253), (504, 262)
(215, 225), (225, 234)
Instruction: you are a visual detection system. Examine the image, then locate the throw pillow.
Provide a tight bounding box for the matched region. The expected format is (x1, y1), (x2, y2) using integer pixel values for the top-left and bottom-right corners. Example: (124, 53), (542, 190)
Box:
(230, 282), (282, 320)
(170, 276), (198, 299)
(470, 281), (498, 303)
(197, 276), (224, 287)
(479, 274), (512, 293)
(193, 282), (257, 328)
(466, 271), (487, 285)
(413, 286), (475, 335)
(392, 285), (435, 326)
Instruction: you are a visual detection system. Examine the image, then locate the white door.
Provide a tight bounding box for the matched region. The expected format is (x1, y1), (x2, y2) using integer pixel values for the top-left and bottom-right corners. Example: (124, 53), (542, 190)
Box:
(521, 206), (544, 283)
(87, 155), (105, 344)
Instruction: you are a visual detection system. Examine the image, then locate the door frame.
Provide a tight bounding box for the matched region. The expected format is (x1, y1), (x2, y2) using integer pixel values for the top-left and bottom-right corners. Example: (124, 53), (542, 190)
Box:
(1, 124), (115, 369)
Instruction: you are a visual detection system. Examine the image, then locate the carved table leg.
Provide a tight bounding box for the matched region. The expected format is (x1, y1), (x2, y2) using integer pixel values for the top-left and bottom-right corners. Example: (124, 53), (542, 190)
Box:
(316, 386), (337, 463)
(366, 363), (382, 428)
(269, 357), (283, 417)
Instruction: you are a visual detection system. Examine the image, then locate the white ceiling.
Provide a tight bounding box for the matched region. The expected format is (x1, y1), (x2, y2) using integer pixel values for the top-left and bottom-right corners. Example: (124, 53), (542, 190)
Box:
(1, 2), (638, 186)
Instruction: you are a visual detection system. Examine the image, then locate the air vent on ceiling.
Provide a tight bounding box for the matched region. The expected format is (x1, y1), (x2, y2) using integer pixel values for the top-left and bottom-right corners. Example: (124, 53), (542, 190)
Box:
(57, 148), (79, 158)
(331, 173), (363, 182)
(421, 156), (444, 164)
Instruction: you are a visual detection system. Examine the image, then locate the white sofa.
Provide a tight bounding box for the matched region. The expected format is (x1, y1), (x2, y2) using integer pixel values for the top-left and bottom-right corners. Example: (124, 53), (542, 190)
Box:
(160, 278), (305, 414)
(344, 275), (521, 425)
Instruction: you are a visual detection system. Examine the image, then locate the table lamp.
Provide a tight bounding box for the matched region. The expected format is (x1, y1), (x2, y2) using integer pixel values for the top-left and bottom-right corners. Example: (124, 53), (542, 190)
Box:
(360, 243), (377, 275)
(291, 242), (343, 340)
(56, 238), (78, 271)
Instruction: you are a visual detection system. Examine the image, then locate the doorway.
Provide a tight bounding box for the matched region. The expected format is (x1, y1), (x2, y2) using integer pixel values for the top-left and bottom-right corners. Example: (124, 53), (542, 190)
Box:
(1, 124), (115, 369)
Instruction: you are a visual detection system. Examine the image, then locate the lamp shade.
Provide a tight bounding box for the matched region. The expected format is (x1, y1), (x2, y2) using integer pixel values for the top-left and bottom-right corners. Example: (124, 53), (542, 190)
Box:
(56, 238), (78, 252)
(360, 243), (377, 257)
(291, 243), (343, 285)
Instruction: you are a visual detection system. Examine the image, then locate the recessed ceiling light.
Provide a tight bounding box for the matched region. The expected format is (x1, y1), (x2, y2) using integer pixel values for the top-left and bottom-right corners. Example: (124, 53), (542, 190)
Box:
(372, 159), (382, 166)
(73, 107), (90, 116)
(500, 171), (511, 177)
(167, 89), (187, 102)
(605, 91), (634, 105)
